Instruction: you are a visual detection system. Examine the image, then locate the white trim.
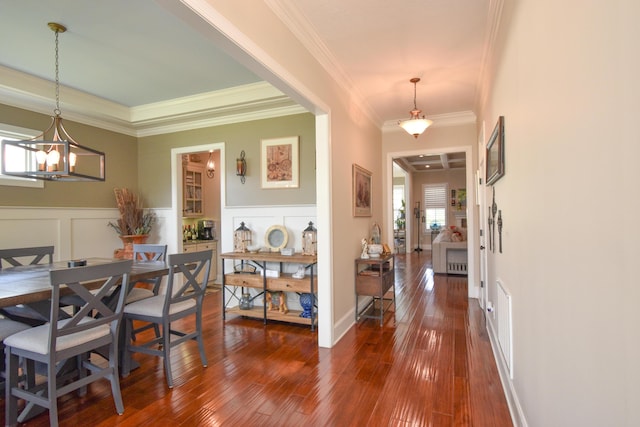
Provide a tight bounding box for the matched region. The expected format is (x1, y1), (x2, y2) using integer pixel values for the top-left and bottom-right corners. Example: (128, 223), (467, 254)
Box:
(0, 65), (304, 137)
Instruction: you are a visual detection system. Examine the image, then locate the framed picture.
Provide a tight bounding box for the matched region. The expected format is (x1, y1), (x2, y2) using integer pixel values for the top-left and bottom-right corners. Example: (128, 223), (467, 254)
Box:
(486, 116), (505, 185)
(261, 136), (299, 189)
(352, 164), (372, 217)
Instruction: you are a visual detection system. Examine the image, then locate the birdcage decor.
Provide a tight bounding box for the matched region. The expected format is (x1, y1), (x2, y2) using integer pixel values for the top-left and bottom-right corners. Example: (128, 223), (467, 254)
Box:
(233, 221), (252, 253)
(302, 221), (317, 256)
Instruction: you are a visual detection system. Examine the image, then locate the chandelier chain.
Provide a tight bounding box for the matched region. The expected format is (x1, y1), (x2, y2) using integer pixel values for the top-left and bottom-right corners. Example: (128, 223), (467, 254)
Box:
(54, 28), (61, 115)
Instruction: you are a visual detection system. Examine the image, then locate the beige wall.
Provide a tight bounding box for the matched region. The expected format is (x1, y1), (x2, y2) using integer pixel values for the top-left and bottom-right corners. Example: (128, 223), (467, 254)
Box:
(137, 113), (316, 208)
(0, 103), (138, 207)
(191, 0), (385, 345)
(477, 0), (640, 426)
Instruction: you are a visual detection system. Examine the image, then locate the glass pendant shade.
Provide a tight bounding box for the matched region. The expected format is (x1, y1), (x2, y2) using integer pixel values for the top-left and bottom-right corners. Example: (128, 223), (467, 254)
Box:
(399, 112), (433, 139)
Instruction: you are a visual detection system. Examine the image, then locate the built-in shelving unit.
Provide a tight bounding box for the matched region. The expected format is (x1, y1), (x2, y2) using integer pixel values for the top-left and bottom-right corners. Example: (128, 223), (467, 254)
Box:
(183, 162), (204, 217)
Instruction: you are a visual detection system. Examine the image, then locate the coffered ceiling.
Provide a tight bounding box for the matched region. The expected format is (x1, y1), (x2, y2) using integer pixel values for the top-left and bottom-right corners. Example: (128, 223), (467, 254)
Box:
(395, 152), (466, 174)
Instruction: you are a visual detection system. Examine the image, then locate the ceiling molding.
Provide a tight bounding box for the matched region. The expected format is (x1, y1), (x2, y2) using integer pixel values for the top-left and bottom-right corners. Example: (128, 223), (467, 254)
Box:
(0, 65), (304, 137)
(266, 0), (381, 127)
(382, 110), (477, 133)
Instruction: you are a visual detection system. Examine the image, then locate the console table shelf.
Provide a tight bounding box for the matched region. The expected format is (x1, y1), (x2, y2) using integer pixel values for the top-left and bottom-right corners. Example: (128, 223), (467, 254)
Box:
(355, 254), (395, 326)
(221, 252), (317, 330)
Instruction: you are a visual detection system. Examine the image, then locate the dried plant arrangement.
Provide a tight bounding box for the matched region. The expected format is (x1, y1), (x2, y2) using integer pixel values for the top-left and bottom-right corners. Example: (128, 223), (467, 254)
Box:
(108, 188), (155, 235)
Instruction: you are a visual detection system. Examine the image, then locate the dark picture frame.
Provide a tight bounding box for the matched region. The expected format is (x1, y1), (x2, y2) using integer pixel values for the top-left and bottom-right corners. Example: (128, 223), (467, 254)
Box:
(486, 116), (505, 185)
(352, 164), (372, 217)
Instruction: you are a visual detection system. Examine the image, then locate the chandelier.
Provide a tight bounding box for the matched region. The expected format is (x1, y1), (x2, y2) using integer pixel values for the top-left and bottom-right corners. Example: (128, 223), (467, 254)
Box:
(0, 22), (105, 181)
(398, 77), (433, 138)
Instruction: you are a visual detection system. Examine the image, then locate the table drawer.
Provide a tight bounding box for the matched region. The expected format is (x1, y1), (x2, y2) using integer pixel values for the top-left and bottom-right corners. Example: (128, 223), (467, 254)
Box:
(224, 273), (263, 289)
(267, 276), (313, 293)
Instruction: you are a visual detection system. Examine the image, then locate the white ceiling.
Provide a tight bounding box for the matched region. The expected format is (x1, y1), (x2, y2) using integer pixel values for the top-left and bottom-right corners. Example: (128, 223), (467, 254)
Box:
(0, 0), (492, 139)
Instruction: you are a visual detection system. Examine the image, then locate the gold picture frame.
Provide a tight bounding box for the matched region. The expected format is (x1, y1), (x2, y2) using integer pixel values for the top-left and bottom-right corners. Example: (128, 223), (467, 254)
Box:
(261, 136), (299, 189)
(352, 164), (372, 217)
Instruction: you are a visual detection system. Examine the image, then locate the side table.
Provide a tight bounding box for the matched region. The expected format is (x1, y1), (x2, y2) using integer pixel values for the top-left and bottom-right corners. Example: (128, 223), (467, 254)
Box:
(354, 253), (395, 326)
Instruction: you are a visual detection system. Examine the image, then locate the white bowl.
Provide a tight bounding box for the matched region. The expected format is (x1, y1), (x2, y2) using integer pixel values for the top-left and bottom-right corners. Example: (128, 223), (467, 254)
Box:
(368, 244), (383, 256)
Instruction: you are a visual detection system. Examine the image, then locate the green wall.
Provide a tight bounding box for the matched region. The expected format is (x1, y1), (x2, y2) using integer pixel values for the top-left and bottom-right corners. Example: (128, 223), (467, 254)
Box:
(1, 104), (315, 209)
(0, 103), (138, 207)
(137, 113), (316, 208)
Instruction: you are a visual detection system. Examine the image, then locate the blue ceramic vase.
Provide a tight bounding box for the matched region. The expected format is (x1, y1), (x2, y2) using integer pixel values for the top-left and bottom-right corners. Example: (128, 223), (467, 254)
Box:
(299, 293), (315, 318)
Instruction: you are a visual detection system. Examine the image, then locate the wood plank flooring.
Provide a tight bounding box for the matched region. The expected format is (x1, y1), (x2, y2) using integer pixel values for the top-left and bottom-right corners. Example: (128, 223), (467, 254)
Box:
(1, 252), (512, 426)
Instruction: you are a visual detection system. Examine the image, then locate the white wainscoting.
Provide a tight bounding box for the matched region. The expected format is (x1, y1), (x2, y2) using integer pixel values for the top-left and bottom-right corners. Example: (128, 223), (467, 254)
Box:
(221, 204), (318, 312)
(0, 206), (170, 261)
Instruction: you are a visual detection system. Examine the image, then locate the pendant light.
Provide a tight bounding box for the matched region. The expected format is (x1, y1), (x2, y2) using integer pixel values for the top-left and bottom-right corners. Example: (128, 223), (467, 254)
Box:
(398, 78), (433, 139)
(0, 22), (105, 181)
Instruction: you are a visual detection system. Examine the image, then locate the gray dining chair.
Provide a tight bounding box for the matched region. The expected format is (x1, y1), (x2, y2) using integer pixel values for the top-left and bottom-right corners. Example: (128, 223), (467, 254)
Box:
(121, 249), (211, 388)
(0, 246), (55, 326)
(4, 259), (133, 427)
(0, 245), (54, 269)
(0, 319), (32, 391)
(128, 244), (167, 341)
(127, 244), (168, 304)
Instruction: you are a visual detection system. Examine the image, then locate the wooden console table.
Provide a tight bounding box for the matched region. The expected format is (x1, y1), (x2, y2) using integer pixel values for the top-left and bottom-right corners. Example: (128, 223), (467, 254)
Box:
(355, 253), (395, 326)
(221, 251), (317, 330)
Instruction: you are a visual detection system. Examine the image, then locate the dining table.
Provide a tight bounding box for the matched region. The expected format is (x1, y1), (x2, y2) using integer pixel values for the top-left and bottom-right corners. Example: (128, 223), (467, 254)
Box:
(0, 257), (170, 309)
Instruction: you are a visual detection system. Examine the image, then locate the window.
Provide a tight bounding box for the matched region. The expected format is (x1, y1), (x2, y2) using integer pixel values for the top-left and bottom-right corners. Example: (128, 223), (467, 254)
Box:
(393, 185), (405, 229)
(423, 183), (447, 231)
(0, 124), (43, 188)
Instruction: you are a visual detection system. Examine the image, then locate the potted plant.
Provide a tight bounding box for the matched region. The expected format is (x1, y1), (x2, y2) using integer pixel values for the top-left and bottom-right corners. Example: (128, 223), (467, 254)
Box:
(395, 199), (406, 230)
(108, 188), (156, 259)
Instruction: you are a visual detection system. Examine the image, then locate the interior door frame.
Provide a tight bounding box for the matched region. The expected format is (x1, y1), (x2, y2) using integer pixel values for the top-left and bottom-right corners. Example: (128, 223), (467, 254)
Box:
(171, 143), (226, 280)
(477, 121), (488, 312)
(385, 145), (478, 299)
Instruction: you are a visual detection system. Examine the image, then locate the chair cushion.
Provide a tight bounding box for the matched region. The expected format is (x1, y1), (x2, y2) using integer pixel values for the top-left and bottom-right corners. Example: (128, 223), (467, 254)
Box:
(126, 287), (154, 304)
(0, 318), (31, 340)
(3, 318), (110, 355)
(124, 295), (196, 318)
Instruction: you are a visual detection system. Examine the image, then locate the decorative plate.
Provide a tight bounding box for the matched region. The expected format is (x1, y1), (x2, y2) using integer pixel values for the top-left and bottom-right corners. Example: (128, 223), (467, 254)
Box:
(265, 225), (289, 252)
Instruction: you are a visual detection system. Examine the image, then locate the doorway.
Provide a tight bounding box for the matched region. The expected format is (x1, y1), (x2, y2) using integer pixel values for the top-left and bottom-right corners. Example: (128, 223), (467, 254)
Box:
(171, 143), (226, 283)
(386, 146), (478, 299)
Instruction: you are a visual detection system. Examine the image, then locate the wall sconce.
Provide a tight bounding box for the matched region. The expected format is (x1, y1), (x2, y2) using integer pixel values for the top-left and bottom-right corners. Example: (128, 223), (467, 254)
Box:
(236, 150), (247, 184)
(206, 150), (215, 179)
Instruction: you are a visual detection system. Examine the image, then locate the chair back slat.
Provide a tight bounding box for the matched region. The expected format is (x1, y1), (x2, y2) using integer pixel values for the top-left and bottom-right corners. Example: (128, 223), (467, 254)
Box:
(48, 260), (132, 354)
(165, 250), (211, 307)
(132, 244), (167, 262)
(0, 246), (54, 269)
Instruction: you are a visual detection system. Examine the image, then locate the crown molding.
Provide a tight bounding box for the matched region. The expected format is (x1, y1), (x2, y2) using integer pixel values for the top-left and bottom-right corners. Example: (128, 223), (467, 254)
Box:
(0, 65), (304, 137)
(382, 111), (477, 133)
(266, 0), (381, 127)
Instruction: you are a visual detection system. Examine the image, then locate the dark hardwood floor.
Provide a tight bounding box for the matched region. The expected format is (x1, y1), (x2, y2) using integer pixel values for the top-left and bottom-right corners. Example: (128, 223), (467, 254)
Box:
(2, 252), (512, 426)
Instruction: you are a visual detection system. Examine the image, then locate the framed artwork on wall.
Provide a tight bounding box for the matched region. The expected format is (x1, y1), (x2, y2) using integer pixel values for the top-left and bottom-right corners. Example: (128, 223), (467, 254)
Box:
(261, 136), (299, 189)
(352, 164), (372, 217)
(486, 116), (505, 185)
